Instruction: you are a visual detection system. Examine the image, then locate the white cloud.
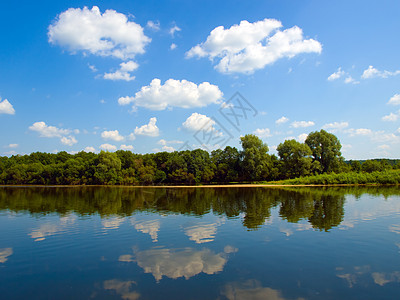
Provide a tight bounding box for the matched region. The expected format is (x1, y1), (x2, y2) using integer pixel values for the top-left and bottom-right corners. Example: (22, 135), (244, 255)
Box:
(162, 145), (175, 152)
(253, 128), (272, 138)
(182, 113), (215, 132)
(327, 67), (345, 81)
(275, 116), (289, 125)
(146, 20), (160, 31)
(388, 94), (400, 106)
(84, 146), (96, 152)
(346, 128), (373, 136)
(158, 139), (183, 146)
(170, 43), (177, 50)
(100, 143), (117, 151)
(60, 136), (77, 146)
(134, 117), (159, 137)
(378, 144), (390, 150)
(361, 65), (400, 79)
(120, 144), (134, 150)
(7, 144), (18, 148)
(102, 217), (125, 230)
(344, 76), (359, 84)
(101, 130), (125, 141)
(131, 219), (160, 242)
(118, 78), (223, 111)
(0, 98), (15, 115)
(88, 64), (97, 72)
(48, 6), (150, 60)
(186, 18), (322, 74)
(382, 111), (399, 122)
(103, 61), (138, 81)
(345, 128), (400, 144)
(290, 120), (315, 128)
(297, 133), (308, 143)
(322, 121), (349, 132)
(169, 24), (181, 37)
(29, 121), (71, 138)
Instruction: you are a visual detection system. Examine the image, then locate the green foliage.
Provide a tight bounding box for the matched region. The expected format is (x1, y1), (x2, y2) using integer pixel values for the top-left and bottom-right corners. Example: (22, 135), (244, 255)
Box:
(277, 139), (313, 179)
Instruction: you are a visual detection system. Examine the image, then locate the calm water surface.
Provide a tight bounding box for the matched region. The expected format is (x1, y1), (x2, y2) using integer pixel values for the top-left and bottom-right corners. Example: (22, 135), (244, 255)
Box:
(0, 186), (400, 299)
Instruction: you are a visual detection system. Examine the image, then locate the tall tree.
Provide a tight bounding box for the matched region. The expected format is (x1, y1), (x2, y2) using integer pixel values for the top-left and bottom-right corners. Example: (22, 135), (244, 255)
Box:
(277, 139), (313, 179)
(305, 129), (343, 173)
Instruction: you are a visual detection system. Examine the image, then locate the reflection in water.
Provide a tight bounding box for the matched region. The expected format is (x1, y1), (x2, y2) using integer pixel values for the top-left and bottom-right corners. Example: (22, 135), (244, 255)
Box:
(119, 247), (229, 281)
(183, 219), (224, 244)
(0, 248), (13, 263)
(29, 214), (77, 241)
(221, 279), (289, 300)
(102, 216), (125, 230)
(1, 186), (400, 232)
(372, 272), (400, 286)
(131, 218), (160, 242)
(389, 224), (400, 234)
(103, 279), (140, 300)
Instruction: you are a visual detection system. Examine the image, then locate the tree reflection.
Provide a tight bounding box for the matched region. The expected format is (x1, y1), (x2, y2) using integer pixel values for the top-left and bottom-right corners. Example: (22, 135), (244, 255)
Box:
(1, 186), (399, 231)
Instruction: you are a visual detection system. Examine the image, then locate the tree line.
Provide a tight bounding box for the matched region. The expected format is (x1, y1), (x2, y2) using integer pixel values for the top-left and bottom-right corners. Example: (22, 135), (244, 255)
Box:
(0, 129), (399, 185)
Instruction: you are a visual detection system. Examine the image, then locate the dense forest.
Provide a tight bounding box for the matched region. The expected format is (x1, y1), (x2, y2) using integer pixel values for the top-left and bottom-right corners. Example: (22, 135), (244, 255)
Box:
(0, 129), (399, 185)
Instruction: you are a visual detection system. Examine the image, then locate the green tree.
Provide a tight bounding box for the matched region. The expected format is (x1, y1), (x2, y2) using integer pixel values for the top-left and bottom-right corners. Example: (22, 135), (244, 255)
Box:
(305, 129), (343, 173)
(277, 139), (313, 179)
(240, 134), (272, 181)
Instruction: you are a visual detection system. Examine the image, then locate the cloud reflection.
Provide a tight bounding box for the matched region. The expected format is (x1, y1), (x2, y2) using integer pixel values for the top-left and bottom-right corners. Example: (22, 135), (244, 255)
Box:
(28, 214), (77, 241)
(131, 219), (160, 242)
(221, 279), (290, 300)
(0, 248), (13, 263)
(102, 217), (125, 230)
(119, 247), (229, 281)
(103, 279), (140, 300)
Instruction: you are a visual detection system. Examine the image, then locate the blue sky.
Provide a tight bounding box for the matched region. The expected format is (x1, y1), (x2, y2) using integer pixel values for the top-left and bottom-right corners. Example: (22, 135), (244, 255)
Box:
(1, 0), (400, 159)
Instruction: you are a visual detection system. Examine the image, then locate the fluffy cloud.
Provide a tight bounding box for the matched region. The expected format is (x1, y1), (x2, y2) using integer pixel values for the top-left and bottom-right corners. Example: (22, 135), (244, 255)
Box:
(146, 20), (160, 31)
(84, 146), (96, 152)
(158, 139), (183, 146)
(186, 18), (322, 74)
(275, 116), (289, 125)
(346, 128), (373, 136)
(7, 144), (18, 148)
(388, 94), (400, 106)
(0, 98), (15, 115)
(29, 121), (78, 146)
(297, 133), (308, 143)
(169, 25), (181, 37)
(120, 144), (133, 150)
(182, 113), (215, 132)
(103, 61), (138, 81)
(101, 130), (125, 141)
(170, 43), (177, 50)
(361, 65), (400, 79)
(134, 117), (159, 137)
(29, 121), (70, 138)
(118, 78), (223, 111)
(322, 121), (349, 132)
(344, 76), (359, 84)
(327, 67), (345, 81)
(48, 6), (150, 60)
(100, 143), (117, 151)
(290, 120), (315, 128)
(253, 128), (272, 138)
(382, 111), (399, 122)
(60, 136), (77, 146)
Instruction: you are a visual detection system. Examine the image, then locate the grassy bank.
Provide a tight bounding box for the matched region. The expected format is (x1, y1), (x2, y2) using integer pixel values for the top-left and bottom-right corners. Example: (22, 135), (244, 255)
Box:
(264, 170), (400, 185)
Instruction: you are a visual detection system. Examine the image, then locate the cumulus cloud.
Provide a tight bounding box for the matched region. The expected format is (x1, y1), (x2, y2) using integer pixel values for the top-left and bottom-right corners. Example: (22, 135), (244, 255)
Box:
(345, 128), (373, 136)
(275, 116), (289, 125)
(120, 144), (134, 150)
(182, 113), (215, 132)
(0, 98), (15, 115)
(297, 133), (308, 143)
(60, 136), (77, 146)
(322, 121), (349, 132)
(169, 24), (181, 37)
(100, 143), (117, 151)
(382, 111), (400, 122)
(253, 128), (272, 138)
(158, 139), (183, 146)
(290, 120), (315, 128)
(327, 67), (345, 81)
(84, 146), (96, 152)
(345, 128), (400, 144)
(344, 76), (359, 84)
(388, 94), (400, 106)
(103, 61), (138, 81)
(7, 144), (18, 148)
(146, 20), (160, 31)
(183, 222), (223, 244)
(48, 6), (150, 60)
(29, 121), (78, 146)
(361, 65), (400, 79)
(170, 43), (177, 50)
(101, 130), (125, 141)
(186, 18), (322, 74)
(134, 117), (159, 137)
(118, 78), (223, 111)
